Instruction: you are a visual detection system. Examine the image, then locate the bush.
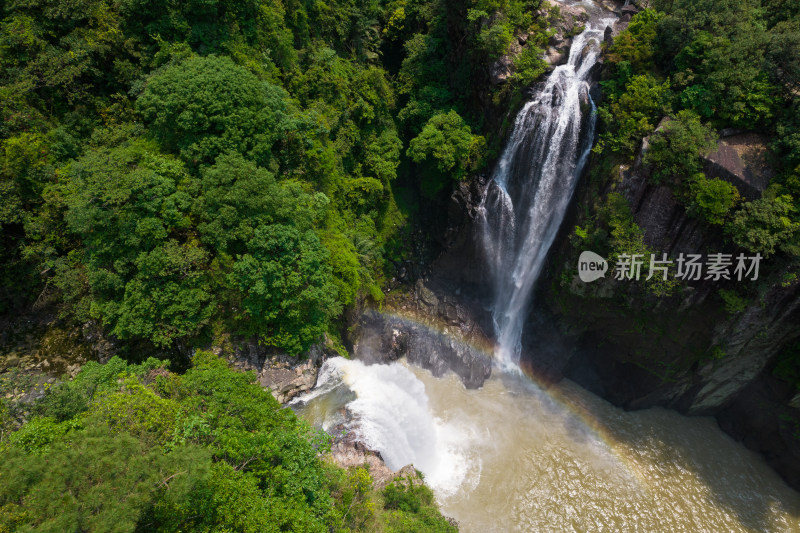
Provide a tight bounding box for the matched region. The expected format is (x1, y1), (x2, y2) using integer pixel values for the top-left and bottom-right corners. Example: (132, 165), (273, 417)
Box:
(407, 110), (486, 196)
(596, 74), (672, 157)
(0, 353), (358, 533)
(644, 110), (718, 184)
(689, 174), (740, 224)
(725, 193), (799, 256)
(718, 288), (749, 315)
(381, 475), (457, 533)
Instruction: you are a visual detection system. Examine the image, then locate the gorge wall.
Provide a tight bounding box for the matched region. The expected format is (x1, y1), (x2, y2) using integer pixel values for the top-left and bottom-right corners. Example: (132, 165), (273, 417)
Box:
(409, 6), (800, 489)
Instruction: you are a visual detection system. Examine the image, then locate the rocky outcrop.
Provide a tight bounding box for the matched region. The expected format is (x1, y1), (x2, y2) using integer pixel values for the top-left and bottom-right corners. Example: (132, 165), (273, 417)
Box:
(0, 313), (118, 377)
(350, 301), (493, 389)
(702, 132), (774, 200)
(539, 131), (800, 409)
(220, 337), (338, 404)
(491, 42), (521, 85)
(327, 417), (460, 528)
(542, 1), (591, 68)
(329, 422), (420, 490)
(490, 0), (593, 83)
(530, 120), (800, 487)
(619, 4), (639, 23)
(717, 370), (800, 490)
(257, 356), (321, 404)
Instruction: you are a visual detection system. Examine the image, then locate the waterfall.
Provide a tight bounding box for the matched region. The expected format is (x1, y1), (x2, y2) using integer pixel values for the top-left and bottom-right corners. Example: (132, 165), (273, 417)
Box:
(480, 21), (610, 369)
(293, 358), (479, 496)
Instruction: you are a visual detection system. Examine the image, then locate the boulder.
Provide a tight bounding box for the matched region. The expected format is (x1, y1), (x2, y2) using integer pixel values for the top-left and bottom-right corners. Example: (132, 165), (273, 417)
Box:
(220, 335), (336, 404)
(328, 410), (425, 490)
(351, 305), (493, 389)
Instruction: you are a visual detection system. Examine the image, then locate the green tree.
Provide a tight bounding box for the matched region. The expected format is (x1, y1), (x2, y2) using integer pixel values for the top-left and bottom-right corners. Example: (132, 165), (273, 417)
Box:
(644, 110), (718, 184)
(381, 475), (458, 533)
(0, 425), (210, 533)
(136, 55), (290, 166)
(232, 225), (341, 354)
(407, 110), (485, 196)
(688, 174), (740, 225)
(55, 136), (216, 346)
(596, 74), (672, 157)
(605, 9), (663, 74)
(725, 193), (799, 256)
(193, 152), (328, 254)
(653, 0), (778, 128)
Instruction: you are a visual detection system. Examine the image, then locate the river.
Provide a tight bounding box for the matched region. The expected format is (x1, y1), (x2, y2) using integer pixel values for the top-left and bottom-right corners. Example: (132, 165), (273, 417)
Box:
(296, 356), (800, 532)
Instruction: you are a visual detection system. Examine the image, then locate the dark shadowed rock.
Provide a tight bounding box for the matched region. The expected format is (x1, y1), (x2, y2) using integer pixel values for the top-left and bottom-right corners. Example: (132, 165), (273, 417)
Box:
(604, 25), (613, 45)
(702, 132), (773, 200)
(490, 54), (514, 85)
(351, 308), (492, 389)
(718, 372), (800, 490)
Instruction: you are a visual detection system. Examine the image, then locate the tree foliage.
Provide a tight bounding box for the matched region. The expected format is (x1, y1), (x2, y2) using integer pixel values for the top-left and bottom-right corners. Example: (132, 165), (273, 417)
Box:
(726, 193), (799, 256)
(0, 354), (457, 532)
(644, 110), (718, 184)
(688, 174), (740, 225)
(407, 110), (485, 196)
(136, 55), (290, 167)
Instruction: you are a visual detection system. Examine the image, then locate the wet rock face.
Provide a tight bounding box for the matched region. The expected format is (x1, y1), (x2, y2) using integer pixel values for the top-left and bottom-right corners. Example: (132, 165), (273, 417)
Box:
(351, 308), (492, 389)
(528, 121), (799, 485)
(328, 409), (421, 490)
(617, 132), (798, 413)
(717, 372), (800, 491)
(541, 0), (591, 69)
(535, 119), (800, 411)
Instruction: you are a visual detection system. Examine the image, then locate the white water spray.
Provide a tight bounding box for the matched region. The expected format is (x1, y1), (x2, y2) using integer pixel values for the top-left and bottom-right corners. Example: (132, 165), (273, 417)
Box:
(294, 358), (480, 497)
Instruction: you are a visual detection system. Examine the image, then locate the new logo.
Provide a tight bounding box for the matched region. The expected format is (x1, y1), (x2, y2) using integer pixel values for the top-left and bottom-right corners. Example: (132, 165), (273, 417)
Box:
(578, 251), (608, 283)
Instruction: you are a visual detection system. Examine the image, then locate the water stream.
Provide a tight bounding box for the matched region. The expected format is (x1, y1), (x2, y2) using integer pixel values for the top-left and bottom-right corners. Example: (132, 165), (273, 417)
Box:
(479, 16), (609, 368)
(295, 2), (800, 530)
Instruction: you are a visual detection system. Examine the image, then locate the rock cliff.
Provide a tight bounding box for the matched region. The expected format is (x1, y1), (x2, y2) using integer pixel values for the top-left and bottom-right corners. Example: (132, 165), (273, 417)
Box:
(532, 130), (800, 488)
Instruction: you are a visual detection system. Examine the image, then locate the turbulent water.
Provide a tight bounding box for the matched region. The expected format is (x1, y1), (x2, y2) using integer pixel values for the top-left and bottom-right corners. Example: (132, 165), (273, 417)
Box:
(479, 19), (609, 367)
(296, 2), (800, 530)
(296, 357), (800, 532)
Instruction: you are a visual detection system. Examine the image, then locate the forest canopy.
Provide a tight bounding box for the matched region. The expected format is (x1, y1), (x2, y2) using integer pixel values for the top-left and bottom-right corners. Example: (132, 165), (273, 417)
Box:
(0, 0), (551, 357)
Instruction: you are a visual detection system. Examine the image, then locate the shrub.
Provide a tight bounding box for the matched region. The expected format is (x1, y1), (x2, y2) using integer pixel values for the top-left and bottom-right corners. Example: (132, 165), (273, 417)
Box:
(725, 193), (799, 256)
(689, 174), (740, 224)
(644, 110), (718, 184)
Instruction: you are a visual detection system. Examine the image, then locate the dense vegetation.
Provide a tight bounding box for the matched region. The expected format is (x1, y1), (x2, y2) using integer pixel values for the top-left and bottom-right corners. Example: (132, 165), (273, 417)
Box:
(560, 0), (800, 385)
(0, 353), (456, 532)
(4, 0), (798, 527)
(0, 0), (554, 530)
(592, 0), (800, 261)
(0, 0), (549, 357)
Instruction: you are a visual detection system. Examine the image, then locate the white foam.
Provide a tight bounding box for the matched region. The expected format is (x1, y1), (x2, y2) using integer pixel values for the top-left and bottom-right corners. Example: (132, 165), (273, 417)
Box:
(297, 357), (481, 497)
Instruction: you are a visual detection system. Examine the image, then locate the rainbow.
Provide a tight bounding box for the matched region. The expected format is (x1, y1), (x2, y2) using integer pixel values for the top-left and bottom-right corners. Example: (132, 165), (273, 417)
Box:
(372, 308), (652, 491)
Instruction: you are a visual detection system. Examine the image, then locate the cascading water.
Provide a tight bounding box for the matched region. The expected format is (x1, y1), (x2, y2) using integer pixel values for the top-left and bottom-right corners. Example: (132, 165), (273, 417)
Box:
(294, 4), (800, 531)
(480, 21), (610, 368)
(292, 357), (480, 496)
(296, 355), (800, 532)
